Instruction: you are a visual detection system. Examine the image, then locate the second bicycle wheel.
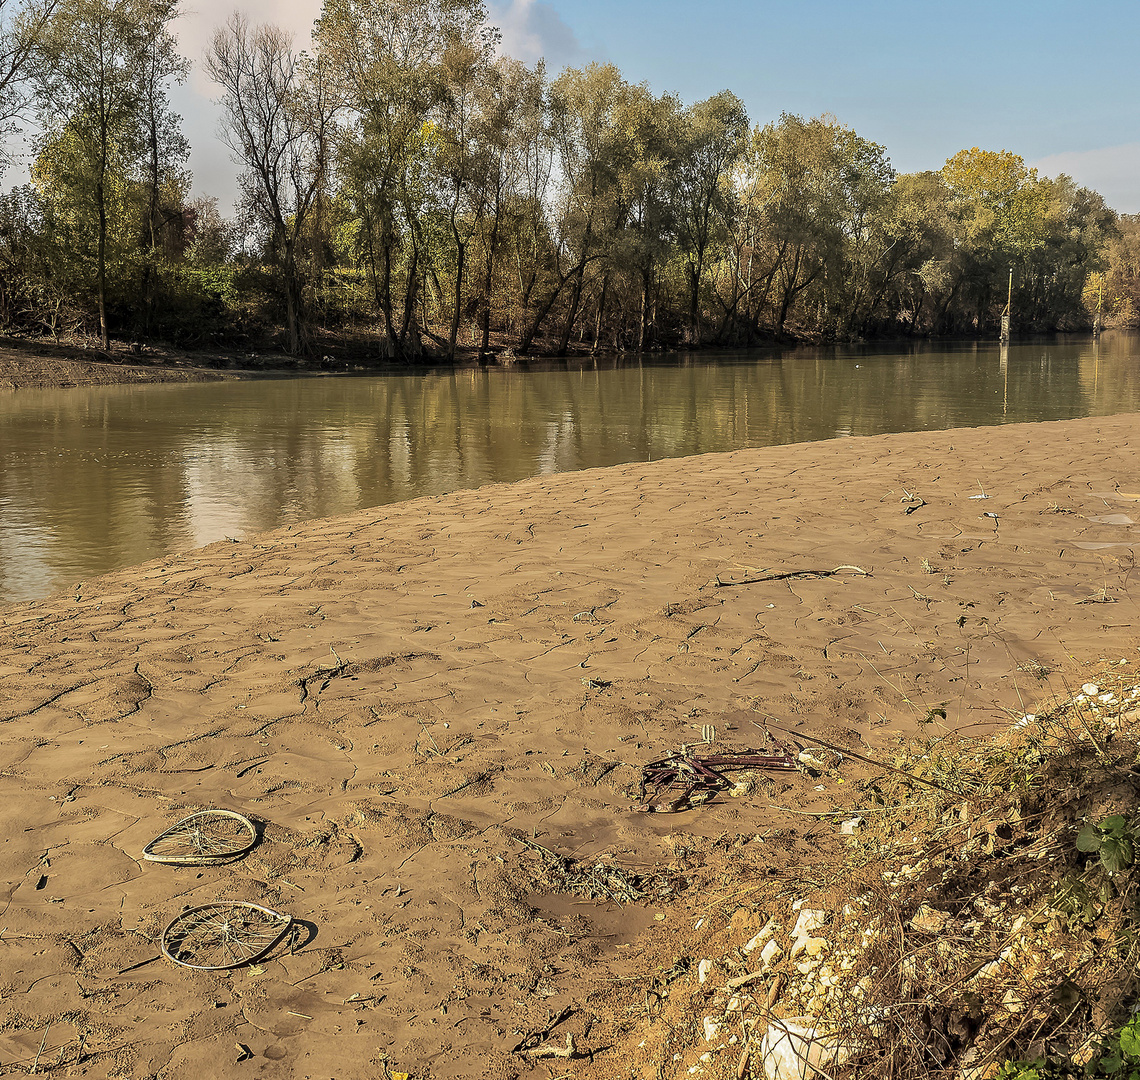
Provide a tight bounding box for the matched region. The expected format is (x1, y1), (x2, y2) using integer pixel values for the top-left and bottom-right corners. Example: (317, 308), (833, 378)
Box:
(142, 810), (257, 865)
(161, 902), (292, 970)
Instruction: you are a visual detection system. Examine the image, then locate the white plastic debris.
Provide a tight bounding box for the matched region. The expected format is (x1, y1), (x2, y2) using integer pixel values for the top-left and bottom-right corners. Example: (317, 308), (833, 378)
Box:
(760, 1016), (856, 1080)
(703, 1017), (721, 1042)
(698, 959), (713, 984)
(1082, 683), (1100, 696)
(839, 817), (863, 835)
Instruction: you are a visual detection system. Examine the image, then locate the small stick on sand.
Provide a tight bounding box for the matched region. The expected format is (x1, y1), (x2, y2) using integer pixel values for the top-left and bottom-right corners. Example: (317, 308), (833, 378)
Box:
(521, 1033), (579, 1059)
(29, 1024), (49, 1074)
(726, 970), (766, 991)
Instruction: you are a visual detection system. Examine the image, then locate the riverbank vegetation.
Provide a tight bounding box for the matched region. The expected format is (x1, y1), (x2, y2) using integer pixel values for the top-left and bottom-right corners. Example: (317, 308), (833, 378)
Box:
(0, 0), (1133, 359)
(589, 663), (1140, 1080)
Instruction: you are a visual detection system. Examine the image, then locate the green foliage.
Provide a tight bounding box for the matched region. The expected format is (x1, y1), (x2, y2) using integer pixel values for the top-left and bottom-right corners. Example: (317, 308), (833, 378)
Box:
(0, 0), (1121, 353)
(1077, 815), (1138, 877)
(999, 1015), (1140, 1080)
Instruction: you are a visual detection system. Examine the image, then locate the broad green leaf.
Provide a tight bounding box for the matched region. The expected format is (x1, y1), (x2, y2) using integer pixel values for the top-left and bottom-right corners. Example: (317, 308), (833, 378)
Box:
(1100, 837), (1132, 875)
(1101, 815), (1130, 836)
(1119, 1018), (1140, 1058)
(1077, 825), (1103, 852)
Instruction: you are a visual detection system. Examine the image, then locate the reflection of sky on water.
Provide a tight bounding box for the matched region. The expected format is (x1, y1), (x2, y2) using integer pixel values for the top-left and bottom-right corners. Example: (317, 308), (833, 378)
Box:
(0, 514), (57, 602)
(3, 335), (1140, 605)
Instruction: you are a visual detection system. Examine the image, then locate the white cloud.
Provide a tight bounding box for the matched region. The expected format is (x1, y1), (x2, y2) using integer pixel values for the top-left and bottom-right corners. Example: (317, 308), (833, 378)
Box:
(1033, 142), (1140, 215)
(487, 0), (582, 70)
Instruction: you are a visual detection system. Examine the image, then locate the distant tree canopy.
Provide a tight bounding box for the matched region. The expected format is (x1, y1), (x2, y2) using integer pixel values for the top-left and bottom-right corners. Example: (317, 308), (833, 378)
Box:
(0, 0), (1129, 355)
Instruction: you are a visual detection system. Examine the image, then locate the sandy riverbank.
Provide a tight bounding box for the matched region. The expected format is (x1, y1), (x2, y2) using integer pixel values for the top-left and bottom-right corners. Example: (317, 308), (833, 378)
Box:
(0, 351), (237, 391)
(0, 414), (1137, 1079)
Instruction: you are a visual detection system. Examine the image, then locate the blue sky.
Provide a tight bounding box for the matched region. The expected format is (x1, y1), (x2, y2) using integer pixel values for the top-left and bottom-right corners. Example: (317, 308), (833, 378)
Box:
(164, 0), (1140, 212)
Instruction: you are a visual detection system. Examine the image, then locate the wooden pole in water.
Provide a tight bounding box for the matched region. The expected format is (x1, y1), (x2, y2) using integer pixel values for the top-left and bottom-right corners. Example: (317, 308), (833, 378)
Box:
(1000, 267), (1012, 345)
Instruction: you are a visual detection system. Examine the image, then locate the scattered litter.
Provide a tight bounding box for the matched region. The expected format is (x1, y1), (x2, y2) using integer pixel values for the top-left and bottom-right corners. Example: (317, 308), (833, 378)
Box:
(638, 744), (798, 813)
(521, 1034), (579, 1059)
(142, 809), (258, 865)
(742, 918), (779, 954)
(515, 836), (675, 903)
(900, 489), (926, 514)
(160, 902), (293, 970)
(581, 677), (612, 690)
(760, 1016), (857, 1080)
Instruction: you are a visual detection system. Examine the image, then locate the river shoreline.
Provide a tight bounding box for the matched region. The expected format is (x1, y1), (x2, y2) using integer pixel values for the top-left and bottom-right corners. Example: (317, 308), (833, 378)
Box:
(0, 414), (1137, 1078)
(0, 330), (1120, 391)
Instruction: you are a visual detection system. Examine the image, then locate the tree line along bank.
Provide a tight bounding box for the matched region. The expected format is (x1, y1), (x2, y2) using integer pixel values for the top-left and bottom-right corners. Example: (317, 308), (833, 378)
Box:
(0, 0), (1136, 361)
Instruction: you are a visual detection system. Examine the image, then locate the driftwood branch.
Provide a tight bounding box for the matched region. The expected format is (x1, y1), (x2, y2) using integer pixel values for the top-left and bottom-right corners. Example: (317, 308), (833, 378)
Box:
(512, 1006), (576, 1055)
(761, 721), (966, 797)
(715, 565), (871, 588)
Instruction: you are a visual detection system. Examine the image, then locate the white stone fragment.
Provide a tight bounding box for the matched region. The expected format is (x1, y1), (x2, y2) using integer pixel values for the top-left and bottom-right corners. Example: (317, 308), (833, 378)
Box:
(703, 1017), (721, 1042)
(791, 935), (828, 960)
(909, 903), (955, 935)
(760, 939), (783, 971)
(698, 959), (713, 984)
(743, 917), (780, 954)
(1082, 683), (1100, 696)
(791, 909), (826, 939)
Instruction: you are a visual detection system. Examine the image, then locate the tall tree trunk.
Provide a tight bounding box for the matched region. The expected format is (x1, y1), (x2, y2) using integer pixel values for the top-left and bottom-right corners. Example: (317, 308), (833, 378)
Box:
(96, 176), (108, 350)
(558, 269), (585, 357)
(776, 247), (803, 335)
(399, 243), (421, 356)
(448, 231), (464, 362)
(283, 242), (302, 356)
(379, 240), (398, 358)
(639, 265), (652, 350)
(687, 260), (700, 344)
(517, 272), (575, 355)
(479, 213), (499, 360)
(592, 273), (608, 353)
